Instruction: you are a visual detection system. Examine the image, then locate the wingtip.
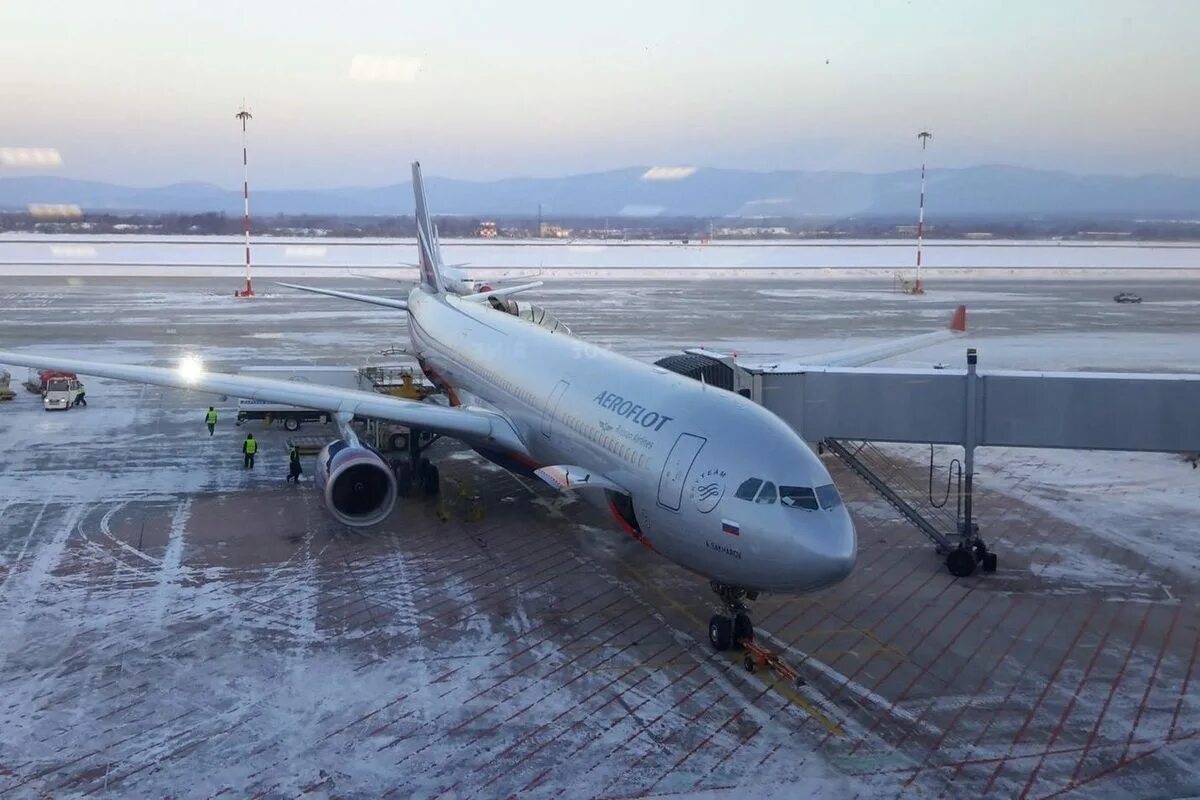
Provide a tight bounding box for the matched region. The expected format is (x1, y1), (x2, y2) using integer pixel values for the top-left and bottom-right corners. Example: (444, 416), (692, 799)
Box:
(950, 305), (967, 332)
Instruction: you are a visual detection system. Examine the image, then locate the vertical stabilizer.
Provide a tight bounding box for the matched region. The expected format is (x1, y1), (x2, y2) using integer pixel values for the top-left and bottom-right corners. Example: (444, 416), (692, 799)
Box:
(412, 161), (445, 293)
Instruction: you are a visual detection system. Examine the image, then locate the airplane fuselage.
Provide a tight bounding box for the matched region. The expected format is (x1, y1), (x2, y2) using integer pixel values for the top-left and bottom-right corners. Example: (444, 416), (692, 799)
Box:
(406, 287), (856, 594)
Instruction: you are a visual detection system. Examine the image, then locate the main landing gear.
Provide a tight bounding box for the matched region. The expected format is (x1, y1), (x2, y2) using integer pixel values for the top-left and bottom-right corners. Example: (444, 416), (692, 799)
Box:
(394, 427), (441, 497)
(707, 582), (758, 652)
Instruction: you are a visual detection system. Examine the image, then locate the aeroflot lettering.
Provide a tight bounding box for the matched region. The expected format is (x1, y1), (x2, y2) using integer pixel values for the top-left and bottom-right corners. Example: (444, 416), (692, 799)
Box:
(593, 391), (673, 432)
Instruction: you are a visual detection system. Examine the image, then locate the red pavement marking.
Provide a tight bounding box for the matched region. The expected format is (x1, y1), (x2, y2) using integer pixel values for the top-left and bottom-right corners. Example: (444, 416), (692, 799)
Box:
(486, 641), (683, 795)
(691, 722), (762, 789)
(845, 582), (989, 755)
(990, 597), (1108, 797)
(950, 590), (1083, 787)
(1121, 602), (1182, 763)
(902, 594), (1044, 787)
(1069, 600), (1156, 785)
(808, 564), (960, 747)
(756, 742), (784, 768)
(374, 598), (646, 758)
(552, 669), (713, 796)
(587, 676), (719, 798)
(788, 541), (948, 686)
(1168, 616), (1200, 741)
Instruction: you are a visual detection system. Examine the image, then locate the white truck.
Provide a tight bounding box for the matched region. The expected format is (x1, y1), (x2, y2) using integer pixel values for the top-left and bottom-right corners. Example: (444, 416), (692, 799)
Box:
(235, 366), (362, 431)
(43, 374), (86, 411)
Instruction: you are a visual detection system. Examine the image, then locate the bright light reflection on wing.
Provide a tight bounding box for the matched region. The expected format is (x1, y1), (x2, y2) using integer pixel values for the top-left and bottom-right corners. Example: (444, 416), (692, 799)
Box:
(178, 355), (204, 384)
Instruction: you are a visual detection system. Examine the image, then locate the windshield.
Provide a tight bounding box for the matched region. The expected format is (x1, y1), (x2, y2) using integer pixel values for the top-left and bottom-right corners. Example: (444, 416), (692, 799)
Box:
(46, 379), (69, 391)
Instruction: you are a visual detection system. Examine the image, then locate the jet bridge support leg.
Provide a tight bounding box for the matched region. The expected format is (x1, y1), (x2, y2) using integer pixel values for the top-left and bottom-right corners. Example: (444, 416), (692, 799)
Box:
(958, 348), (996, 575)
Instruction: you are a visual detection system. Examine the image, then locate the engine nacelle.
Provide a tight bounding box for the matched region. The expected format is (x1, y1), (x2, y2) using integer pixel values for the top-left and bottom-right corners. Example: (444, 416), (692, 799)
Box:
(314, 440), (397, 527)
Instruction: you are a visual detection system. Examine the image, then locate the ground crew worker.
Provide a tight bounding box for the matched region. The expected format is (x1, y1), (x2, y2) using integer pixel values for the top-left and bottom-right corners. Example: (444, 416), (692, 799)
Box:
(287, 446), (303, 484)
(243, 433), (257, 469)
(205, 406), (218, 436)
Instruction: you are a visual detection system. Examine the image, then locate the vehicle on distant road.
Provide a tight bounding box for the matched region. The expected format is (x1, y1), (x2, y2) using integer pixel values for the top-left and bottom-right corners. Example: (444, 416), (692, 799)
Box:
(1114, 291), (1142, 303)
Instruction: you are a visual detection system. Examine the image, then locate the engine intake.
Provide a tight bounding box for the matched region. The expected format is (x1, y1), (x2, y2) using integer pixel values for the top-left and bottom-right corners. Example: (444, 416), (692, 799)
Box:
(315, 440), (397, 527)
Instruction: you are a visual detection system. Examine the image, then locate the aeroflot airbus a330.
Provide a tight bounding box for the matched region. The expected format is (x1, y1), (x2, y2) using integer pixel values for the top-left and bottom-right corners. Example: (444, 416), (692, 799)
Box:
(0, 163), (965, 651)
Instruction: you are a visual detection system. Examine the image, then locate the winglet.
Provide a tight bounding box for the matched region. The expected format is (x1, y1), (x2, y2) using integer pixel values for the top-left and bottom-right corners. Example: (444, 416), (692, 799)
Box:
(949, 305), (967, 333)
(412, 161), (445, 294)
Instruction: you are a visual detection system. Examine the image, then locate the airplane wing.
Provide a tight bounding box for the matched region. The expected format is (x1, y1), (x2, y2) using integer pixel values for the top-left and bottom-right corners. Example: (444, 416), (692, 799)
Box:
(807, 305), (966, 367)
(460, 281), (544, 302)
(275, 282), (408, 311)
(0, 350), (526, 453)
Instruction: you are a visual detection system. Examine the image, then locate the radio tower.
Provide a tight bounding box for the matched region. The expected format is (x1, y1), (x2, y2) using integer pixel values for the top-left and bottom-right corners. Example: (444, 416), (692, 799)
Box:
(235, 103), (255, 297)
(911, 130), (933, 295)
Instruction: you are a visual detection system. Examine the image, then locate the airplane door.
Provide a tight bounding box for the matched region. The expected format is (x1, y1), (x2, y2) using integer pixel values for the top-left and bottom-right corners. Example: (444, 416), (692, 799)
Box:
(657, 433), (706, 511)
(541, 380), (569, 438)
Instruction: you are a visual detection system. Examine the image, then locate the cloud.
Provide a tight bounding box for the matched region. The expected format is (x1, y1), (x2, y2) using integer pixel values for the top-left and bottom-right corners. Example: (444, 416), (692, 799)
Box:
(1, 148), (62, 168)
(641, 166), (697, 181)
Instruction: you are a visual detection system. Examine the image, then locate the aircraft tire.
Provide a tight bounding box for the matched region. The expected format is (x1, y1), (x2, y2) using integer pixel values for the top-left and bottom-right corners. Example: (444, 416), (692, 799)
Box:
(396, 462), (414, 496)
(732, 613), (753, 650)
(946, 548), (976, 578)
(422, 464), (440, 496)
(283, 416), (301, 432)
(708, 614), (733, 651)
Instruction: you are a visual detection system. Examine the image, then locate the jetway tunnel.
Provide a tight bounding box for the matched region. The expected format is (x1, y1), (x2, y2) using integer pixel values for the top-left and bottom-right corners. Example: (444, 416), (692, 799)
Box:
(656, 346), (1200, 577)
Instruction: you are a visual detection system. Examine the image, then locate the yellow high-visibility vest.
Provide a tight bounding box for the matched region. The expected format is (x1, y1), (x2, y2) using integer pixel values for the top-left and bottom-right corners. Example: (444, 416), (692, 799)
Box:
(205, 410), (218, 424)
(245, 439), (257, 454)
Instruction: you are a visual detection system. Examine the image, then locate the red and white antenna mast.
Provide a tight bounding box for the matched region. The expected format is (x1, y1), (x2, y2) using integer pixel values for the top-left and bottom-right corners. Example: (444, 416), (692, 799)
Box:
(911, 130), (933, 295)
(235, 102), (255, 297)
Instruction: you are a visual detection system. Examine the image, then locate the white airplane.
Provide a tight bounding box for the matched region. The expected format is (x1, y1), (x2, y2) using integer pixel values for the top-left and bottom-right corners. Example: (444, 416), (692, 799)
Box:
(0, 162), (964, 652)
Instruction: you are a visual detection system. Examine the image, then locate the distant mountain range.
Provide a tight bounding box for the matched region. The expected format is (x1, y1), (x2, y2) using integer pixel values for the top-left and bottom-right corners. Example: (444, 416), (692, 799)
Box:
(2, 165), (1199, 219)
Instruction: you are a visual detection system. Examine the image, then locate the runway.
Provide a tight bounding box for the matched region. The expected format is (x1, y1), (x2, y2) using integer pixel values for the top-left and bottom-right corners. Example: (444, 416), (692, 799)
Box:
(1, 275), (1198, 798)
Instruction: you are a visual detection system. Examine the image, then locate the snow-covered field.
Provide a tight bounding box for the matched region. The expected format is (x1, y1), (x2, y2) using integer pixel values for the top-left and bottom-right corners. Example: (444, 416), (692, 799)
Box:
(1, 234), (1198, 279)
(0, 252), (1198, 797)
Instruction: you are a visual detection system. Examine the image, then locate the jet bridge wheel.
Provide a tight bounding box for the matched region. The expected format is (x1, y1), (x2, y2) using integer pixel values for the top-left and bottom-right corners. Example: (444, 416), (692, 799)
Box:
(946, 547), (976, 578)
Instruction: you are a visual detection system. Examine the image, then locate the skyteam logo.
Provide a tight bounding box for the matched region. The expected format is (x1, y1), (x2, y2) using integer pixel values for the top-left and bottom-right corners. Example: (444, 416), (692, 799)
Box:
(690, 468), (727, 514)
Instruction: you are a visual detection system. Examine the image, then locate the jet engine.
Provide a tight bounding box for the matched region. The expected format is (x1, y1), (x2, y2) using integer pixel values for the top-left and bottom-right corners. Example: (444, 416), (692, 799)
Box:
(314, 440), (398, 527)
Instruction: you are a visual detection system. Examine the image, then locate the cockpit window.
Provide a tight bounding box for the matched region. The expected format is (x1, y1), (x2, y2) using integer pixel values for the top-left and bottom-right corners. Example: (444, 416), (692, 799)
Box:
(780, 486), (819, 510)
(755, 481), (777, 504)
(815, 484), (843, 509)
(735, 478), (762, 500)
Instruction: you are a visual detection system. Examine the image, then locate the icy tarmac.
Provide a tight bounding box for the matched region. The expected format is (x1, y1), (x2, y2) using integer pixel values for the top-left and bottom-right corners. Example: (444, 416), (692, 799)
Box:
(1, 274), (1198, 798)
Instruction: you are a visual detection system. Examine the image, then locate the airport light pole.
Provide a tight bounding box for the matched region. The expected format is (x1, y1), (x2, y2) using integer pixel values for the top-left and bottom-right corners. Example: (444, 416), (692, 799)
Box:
(912, 130), (933, 295)
(235, 103), (255, 297)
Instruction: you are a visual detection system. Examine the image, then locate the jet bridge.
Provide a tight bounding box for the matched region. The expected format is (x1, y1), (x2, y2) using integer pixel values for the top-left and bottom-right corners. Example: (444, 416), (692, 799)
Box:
(656, 348), (1200, 577)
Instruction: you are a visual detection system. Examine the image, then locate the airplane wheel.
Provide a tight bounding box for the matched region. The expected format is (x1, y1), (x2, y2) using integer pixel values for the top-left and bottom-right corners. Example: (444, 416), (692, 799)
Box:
(946, 548), (976, 578)
(422, 464), (440, 496)
(732, 613), (753, 650)
(396, 462), (414, 496)
(284, 416), (301, 432)
(708, 614), (733, 651)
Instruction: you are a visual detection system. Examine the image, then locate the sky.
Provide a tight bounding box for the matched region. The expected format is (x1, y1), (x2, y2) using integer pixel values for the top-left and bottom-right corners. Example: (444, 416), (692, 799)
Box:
(0, 0), (1197, 188)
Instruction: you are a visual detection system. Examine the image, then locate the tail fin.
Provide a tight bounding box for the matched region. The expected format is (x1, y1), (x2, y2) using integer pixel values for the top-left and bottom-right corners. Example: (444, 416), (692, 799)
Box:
(412, 161), (445, 293)
(949, 304), (967, 333)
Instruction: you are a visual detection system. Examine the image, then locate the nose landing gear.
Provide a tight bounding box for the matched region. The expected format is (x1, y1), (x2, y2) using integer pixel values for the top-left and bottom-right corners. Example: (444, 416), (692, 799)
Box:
(707, 582), (757, 652)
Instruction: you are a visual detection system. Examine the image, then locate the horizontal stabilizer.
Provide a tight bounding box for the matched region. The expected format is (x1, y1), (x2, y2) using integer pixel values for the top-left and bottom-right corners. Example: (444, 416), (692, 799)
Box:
(535, 465), (626, 494)
(461, 281), (544, 302)
(276, 282), (408, 310)
(813, 304), (968, 367)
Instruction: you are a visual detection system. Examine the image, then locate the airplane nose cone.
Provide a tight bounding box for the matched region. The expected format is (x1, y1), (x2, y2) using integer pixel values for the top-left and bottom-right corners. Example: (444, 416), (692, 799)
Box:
(824, 509), (858, 584)
(795, 507), (857, 590)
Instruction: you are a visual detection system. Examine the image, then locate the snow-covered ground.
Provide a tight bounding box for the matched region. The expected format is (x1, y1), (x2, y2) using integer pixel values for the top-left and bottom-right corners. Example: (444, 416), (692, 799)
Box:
(0, 234), (1198, 279)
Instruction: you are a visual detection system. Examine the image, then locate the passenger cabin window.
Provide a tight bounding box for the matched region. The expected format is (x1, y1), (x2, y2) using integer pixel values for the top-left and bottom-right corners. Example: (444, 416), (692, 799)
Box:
(780, 486), (819, 510)
(815, 484), (843, 509)
(735, 478), (761, 500)
(755, 481), (777, 504)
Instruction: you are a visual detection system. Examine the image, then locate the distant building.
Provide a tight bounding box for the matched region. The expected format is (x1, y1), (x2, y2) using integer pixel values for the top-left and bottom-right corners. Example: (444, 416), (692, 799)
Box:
(964, 232), (994, 239)
(540, 223), (572, 238)
(478, 221), (497, 238)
